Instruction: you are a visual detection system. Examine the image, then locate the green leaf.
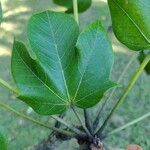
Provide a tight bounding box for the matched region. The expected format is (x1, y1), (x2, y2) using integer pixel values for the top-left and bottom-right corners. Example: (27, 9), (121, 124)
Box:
(0, 129), (7, 150)
(73, 21), (116, 108)
(108, 0), (150, 51)
(12, 11), (79, 115)
(138, 50), (150, 75)
(0, 2), (2, 24)
(53, 0), (91, 13)
(11, 11), (115, 115)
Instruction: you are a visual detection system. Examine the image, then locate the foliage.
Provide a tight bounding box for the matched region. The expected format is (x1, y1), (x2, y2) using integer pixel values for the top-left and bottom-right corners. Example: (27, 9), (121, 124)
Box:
(53, 0), (91, 13)
(108, 0), (150, 51)
(11, 11), (115, 115)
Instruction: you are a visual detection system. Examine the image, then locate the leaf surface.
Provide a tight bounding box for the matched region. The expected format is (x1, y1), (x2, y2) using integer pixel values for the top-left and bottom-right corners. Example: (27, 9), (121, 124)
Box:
(53, 0), (91, 13)
(11, 11), (115, 115)
(73, 21), (116, 108)
(108, 0), (150, 51)
(12, 11), (79, 115)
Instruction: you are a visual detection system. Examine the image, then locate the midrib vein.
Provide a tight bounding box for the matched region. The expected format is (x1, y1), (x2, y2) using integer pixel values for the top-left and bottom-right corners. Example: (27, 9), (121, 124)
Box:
(15, 47), (66, 104)
(113, 0), (150, 44)
(46, 11), (70, 101)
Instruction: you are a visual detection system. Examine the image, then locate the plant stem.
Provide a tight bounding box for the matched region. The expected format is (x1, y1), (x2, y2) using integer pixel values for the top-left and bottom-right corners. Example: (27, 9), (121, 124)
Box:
(0, 78), (19, 95)
(73, 0), (79, 24)
(0, 101), (76, 138)
(71, 106), (93, 139)
(84, 109), (93, 134)
(95, 54), (150, 136)
(107, 112), (150, 137)
(51, 115), (86, 137)
(93, 54), (137, 133)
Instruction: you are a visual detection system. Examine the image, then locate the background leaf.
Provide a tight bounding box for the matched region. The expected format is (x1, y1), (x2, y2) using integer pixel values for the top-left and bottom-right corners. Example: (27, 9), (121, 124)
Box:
(108, 0), (150, 51)
(12, 11), (79, 115)
(72, 21), (116, 108)
(53, 0), (92, 13)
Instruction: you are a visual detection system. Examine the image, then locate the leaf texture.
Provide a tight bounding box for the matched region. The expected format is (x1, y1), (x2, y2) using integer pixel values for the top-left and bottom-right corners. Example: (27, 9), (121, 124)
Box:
(11, 11), (115, 115)
(108, 0), (150, 51)
(12, 11), (79, 115)
(73, 21), (116, 108)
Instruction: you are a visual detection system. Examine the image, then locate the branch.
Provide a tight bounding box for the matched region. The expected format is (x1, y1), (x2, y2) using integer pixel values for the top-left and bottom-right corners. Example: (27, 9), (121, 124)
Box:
(71, 106), (93, 139)
(0, 101), (76, 138)
(95, 54), (150, 136)
(0, 78), (19, 95)
(106, 112), (150, 137)
(48, 113), (66, 139)
(73, 0), (79, 24)
(51, 115), (86, 137)
(84, 109), (93, 134)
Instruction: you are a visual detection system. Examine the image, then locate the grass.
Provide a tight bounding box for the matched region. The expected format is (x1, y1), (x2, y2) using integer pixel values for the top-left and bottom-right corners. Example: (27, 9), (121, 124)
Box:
(0, 0), (150, 149)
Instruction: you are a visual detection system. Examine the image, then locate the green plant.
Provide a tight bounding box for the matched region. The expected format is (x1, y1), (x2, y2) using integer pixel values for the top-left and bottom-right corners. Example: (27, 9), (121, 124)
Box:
(0, 0), (150, 149)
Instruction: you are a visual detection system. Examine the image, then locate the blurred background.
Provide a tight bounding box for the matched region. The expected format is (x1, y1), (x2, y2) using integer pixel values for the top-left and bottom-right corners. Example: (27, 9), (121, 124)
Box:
(0, 0), (150, 149)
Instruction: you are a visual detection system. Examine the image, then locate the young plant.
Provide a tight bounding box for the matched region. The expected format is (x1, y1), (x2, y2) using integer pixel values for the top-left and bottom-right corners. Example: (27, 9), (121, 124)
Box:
(0, 0), (150, 150)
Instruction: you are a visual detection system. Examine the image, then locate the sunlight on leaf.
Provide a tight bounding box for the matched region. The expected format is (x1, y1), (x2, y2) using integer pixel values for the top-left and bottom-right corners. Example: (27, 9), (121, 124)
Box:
(11, 11), (115, 115)
(108, 0), (150, 51)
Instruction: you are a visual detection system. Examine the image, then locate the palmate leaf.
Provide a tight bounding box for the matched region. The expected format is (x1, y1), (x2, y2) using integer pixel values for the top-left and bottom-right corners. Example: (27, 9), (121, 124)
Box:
(53, 0), (91, 13)
(108, 0), (150, 51)
(0, 2), (2, 24)
(11, 11), (115, 115)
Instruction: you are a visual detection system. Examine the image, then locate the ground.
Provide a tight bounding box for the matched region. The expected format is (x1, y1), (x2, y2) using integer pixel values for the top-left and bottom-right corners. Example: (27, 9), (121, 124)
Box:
(0, 0), (150, 150)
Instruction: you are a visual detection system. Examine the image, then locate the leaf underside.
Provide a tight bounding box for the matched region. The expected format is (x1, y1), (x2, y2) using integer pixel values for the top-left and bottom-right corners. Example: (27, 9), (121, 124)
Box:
(53, 0), (92, 13)
(108, 0), (150, 51)
(11, 11), (115, 115)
